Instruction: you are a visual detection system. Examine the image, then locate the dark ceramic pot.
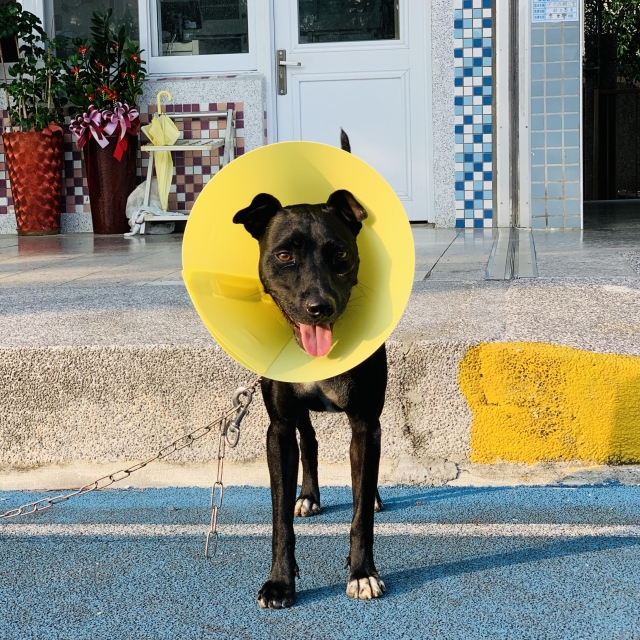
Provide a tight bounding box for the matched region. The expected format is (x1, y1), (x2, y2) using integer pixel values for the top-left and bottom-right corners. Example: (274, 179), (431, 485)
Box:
(2, 130), (63, 235)
(84, 133), (138, 234)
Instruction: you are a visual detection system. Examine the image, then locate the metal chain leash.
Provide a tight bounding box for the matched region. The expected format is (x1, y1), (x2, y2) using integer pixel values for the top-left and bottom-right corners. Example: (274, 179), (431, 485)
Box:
(1, 377), (262, 556)
(204, 379), (260, 557)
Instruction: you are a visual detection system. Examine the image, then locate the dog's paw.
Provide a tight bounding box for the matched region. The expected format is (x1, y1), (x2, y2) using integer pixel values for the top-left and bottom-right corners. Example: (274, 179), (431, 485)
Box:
(374, 494), (384, 513)
(294, 495), (321, 517)
(346, 573), (386, 600)
(257, 580), (296, 609)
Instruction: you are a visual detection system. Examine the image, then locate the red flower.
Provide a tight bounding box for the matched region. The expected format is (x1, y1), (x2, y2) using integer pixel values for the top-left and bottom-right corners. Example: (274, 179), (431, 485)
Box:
(121, 72), (127, 79)
(96, 62), (107, 71)
(111, 42), (120, 50)
(97, 85), (118, 100)
(70, 67), (79, 76)
(130, 73), (137, 80)
(78, 46), (89, 55)
(88, 94), (95, 101)
(129, 54), (141, 62)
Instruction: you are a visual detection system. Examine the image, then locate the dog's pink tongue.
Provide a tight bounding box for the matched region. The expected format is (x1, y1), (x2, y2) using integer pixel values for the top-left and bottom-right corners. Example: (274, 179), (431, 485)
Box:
(299, 323), (332, 357)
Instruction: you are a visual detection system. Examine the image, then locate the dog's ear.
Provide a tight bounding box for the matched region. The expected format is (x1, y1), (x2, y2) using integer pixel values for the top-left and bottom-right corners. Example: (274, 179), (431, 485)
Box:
(233, 193), (282, 240)
(326, 189), (367, 236)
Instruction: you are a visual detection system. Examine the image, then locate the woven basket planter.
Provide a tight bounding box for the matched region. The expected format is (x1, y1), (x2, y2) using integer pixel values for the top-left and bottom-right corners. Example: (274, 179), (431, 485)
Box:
(2, 130), (63, 235)
(84, 133), (138, 234)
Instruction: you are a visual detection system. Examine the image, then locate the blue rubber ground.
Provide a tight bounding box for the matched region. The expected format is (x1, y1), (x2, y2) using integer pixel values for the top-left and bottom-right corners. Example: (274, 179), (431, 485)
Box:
(1, 485), (639, 640)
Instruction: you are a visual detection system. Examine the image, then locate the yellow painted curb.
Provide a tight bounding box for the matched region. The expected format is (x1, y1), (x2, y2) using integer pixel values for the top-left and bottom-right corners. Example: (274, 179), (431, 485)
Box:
(459, 342), (640, 464)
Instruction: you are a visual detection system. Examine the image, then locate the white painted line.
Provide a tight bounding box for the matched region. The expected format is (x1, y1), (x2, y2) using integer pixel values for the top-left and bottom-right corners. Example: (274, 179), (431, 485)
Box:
(134, 281), (184, 286)
(2, 523), (640, 538)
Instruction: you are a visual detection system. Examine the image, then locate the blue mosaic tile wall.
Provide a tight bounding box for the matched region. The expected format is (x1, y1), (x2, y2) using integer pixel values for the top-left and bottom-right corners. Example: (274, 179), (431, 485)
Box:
(454, 0), (493, 229)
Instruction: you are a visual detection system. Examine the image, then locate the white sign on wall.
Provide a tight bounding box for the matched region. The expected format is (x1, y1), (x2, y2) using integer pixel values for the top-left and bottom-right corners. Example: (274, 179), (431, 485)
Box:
(532, 1), (579, 23)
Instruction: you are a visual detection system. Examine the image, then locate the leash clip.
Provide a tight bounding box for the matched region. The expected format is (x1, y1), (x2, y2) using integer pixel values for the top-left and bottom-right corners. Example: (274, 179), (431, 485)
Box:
(224, 387), (253, 448)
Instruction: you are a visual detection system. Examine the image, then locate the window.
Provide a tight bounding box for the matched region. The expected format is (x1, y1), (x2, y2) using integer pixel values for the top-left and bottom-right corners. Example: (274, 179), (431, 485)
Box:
(1, 0), (28, 61)
(157, 0), (248, 57)
(298, 0), (399, 44)
(54, 0), (140, 48)
(52, 1), (256, 75)
(144, 0), (256, 74)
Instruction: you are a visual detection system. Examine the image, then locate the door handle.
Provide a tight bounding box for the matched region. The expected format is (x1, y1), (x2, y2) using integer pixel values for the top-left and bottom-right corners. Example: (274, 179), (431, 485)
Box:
(276, 50), (300, 95)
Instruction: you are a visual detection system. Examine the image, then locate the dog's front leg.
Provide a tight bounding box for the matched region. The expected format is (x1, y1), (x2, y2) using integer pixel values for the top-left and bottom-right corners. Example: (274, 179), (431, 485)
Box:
(257, 381), (300, 609)
(345, 414), (386, 600)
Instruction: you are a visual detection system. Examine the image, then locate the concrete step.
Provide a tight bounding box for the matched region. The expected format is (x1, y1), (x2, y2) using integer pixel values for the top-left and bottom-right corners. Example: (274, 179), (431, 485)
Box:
(2, 274), (640, 488)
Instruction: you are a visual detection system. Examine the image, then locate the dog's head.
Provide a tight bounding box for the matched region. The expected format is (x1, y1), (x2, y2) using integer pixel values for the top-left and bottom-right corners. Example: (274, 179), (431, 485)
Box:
(233, 190), (367, 357)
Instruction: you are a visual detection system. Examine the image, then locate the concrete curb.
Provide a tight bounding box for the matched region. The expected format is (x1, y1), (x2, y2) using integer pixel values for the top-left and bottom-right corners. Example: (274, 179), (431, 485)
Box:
(2, 277), (640, 486)
(3, 339), (640, 490)
(0, 341), (472, 466)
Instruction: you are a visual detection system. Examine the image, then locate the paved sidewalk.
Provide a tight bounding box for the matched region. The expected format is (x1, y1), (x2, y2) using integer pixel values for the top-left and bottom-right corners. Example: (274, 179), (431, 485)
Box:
(1, 485), (640, 640)
(0, 203), (638, 288)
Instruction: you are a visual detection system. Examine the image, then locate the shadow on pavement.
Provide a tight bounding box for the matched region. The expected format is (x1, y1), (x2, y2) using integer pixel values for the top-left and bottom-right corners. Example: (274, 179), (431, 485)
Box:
(295, 535), (640, 605)
(379, 486), (508, 512)
(320, 486), (509, 516)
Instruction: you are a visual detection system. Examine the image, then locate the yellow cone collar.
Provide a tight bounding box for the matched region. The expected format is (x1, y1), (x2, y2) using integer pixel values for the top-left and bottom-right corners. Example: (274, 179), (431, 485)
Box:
(182, 141), (414, 383)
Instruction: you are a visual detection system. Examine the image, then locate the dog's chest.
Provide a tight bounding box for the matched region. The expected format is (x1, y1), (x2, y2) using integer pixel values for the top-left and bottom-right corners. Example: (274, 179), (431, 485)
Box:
(294, 382), (345, 413)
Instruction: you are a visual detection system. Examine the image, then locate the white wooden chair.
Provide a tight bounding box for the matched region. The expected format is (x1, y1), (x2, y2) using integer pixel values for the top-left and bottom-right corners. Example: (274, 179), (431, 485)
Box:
(139, 108), (235, 234)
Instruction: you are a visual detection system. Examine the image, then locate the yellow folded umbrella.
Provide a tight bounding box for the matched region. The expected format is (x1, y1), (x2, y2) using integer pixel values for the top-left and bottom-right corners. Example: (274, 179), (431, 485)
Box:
(142, 91), (180, 211)
(182, 141), (415, 383)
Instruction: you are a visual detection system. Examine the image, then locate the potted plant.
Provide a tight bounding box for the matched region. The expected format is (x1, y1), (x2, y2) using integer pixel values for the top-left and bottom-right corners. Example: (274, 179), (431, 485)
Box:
(0, 2), (67, 235)
(66, 9), (145, 234)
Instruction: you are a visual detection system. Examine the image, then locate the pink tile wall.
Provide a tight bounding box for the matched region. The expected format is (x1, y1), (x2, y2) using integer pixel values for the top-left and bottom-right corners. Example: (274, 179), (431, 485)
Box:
(0, 101), (244, 218)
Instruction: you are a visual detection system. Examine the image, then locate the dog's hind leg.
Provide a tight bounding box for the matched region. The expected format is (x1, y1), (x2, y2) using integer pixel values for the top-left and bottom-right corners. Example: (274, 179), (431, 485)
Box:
(296, 415), (380, 517)
(374, 488), (384, 512)
(257, 379), (301, 609)
(295, 411), (321, 517)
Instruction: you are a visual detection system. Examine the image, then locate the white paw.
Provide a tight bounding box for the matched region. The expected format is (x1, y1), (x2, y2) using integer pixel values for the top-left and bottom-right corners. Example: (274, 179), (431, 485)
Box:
(346, 575), (386, 600)
(294, 497), (321, 517)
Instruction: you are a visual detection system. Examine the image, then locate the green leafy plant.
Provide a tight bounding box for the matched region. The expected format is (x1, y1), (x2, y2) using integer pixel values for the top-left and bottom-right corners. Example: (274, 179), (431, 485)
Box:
(585, 0), (640, 86)
(0, 1), (67, 132)
(65, 8), (146, 111)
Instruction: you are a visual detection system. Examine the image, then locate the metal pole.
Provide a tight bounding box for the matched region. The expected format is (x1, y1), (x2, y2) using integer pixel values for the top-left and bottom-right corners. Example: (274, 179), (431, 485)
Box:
(509, 0), (520, 227)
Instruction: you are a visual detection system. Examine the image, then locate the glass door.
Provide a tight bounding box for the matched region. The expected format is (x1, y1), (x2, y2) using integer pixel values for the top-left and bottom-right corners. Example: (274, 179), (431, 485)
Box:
(274, 0), (433, 222)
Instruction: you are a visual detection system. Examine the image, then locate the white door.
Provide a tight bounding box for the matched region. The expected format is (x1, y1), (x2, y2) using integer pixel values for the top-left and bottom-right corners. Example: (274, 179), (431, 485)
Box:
(273, 0), (433, 222)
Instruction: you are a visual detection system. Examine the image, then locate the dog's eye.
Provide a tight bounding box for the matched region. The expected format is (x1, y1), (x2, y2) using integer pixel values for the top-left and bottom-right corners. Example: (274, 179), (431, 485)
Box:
(336, 251), (348, 260)
(276, 252), (293, 262)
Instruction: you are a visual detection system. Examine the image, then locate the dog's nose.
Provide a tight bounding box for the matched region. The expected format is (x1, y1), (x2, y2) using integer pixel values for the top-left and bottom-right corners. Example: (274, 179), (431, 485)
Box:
(306, 300), (335, 318)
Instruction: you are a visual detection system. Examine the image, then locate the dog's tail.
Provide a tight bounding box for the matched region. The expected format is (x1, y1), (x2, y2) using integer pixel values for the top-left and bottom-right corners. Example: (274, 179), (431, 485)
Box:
(340, 128), (351, 153)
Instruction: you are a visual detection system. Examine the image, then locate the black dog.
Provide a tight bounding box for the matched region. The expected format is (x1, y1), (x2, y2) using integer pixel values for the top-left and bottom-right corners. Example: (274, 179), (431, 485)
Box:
(233, 133), (387, 609)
